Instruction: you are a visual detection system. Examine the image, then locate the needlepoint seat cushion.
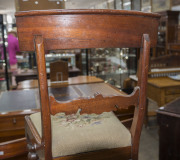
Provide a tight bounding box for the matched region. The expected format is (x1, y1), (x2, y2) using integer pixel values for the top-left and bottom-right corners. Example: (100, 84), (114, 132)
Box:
(30, 111), (131, 158)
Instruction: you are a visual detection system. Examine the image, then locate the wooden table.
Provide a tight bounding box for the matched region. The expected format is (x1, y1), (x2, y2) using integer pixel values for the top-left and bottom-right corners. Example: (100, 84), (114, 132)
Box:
(157, 98), (180, 160)
(130, 75), (180, 107)
(17, 76), (104, 90)
(0, 83), (134, 142)
(13, 67), (81, 84)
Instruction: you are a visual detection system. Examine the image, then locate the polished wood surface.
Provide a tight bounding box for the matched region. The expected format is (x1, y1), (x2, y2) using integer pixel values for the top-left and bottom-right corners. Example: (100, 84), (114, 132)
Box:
(0, 138), (27, 159)
(157, 98), (180, 160)
(16, 9), (159, 160)
(148, 77), (180, 106)
(130, 75), (180, 107)
(17, 76), (104, 89)
(16, 10), (159, 51)
(148, 76), (180, 88)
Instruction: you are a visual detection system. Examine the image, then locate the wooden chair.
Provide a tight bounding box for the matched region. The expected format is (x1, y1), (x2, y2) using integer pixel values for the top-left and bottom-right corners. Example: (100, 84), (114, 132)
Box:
(15, 10), (160, 160)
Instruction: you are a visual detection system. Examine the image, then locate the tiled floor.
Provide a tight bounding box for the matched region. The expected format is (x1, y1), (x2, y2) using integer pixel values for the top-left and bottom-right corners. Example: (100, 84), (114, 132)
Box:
(139, 122), (159, 160)
(139, 99), (159, 160)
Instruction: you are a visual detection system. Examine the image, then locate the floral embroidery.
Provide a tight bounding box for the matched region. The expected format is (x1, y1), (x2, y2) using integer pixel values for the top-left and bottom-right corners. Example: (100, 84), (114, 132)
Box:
(52, 110), (111, 128)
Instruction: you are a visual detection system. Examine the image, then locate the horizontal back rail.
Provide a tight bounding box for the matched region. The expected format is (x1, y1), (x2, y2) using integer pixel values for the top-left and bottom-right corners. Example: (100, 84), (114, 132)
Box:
(50, 86), (140, 115)
(15, 10), (160, 51)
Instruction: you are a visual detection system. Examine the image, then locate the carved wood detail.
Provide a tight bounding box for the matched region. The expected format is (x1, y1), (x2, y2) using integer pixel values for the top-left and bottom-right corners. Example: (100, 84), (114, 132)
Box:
(50, 87), (140, 115)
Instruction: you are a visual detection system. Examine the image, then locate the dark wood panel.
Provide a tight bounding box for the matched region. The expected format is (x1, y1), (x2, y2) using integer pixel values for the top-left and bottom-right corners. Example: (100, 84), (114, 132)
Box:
(157, 98), (180, 160)
(16, 10), (160, 51)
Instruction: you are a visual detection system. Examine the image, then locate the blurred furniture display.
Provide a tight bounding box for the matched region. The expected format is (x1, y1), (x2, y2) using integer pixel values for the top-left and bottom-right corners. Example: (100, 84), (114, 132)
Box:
(157, 98), (180, 160)
(16, 9), (159, 160)
(45, 51), (76, 68)
(130, 54), (180, 107)
(13, 67), (80, 85)
(130, 75), (180, 107)
(154, 10), (179, 57)
(50, 60), (68, 82)
(148, 54), (180, 106)
(168, 43), (180, 54)
(17, 76), (104, 89)
(149, 54), (180, 78)
(150, 54), (180, 70)
(89, 48), (137, 88)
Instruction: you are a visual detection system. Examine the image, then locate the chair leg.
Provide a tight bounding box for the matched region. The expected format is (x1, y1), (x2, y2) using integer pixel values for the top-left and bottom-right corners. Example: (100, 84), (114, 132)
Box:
(144, 98), (149, 127)
(26, 132), (39, 160)
(27, 143), (39, 160)
(28, 152), (39, 160)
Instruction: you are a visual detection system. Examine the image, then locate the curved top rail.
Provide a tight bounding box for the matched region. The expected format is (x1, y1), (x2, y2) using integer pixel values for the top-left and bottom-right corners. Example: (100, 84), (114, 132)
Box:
(15, 9), (160, 18)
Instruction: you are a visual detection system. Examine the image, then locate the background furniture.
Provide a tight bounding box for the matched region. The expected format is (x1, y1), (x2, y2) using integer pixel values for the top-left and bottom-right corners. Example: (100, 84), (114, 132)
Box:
(13, 67), (80, 85)
(88, 48), (137, 88)
(17, 76), (104, 89)
(0, 89), (39, 142)
(50, 60), (68, 82)
(130, 75), (180, 107)
(157, 98), (180, 160)
(16, 9), (159, 160)
(129, 54), (180, 108)
(150, 54), (180, 70)
(154, 10), (179, 57)
(0, 138), (27, 160)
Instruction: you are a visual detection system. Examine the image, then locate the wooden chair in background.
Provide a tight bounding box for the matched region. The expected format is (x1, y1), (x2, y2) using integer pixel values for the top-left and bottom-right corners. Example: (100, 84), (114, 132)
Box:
(15, 10), (160, 160)
(50, 60), (68, 82)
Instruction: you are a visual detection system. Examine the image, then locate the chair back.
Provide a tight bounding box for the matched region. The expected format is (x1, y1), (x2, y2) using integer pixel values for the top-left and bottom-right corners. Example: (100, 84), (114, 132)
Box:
(16, 10), (159, 51)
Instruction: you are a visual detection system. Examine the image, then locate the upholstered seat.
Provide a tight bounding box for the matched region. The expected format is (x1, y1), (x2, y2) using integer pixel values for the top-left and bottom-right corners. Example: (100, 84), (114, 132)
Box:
(30, 111), (131, 158)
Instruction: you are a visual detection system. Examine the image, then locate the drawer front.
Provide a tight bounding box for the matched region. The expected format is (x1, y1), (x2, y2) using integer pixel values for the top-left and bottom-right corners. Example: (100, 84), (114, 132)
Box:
(165, 87), (180, 95)
(165, 94), (180, 104)
(0, 116), (25, 131)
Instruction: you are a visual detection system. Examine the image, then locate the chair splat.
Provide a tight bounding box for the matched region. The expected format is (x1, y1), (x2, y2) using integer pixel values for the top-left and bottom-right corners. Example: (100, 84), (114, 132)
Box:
(50, 87), (140, 115)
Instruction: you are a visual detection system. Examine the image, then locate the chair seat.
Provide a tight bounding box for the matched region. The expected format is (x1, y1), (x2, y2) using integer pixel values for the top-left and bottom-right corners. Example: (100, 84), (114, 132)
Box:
(30, 111), (131, 158)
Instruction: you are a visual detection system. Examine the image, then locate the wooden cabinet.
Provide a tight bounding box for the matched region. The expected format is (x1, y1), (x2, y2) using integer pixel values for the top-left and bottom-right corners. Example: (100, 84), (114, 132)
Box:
(0, 114), (34, 142)
(130, 75), (180, 107)
(157, 98), (180, 160)
(154, 11), (179, 57)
